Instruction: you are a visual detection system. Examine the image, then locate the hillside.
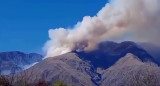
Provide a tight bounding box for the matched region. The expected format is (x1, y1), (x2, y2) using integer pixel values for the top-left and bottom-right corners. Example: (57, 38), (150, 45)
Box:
(0, 51), (43, 75)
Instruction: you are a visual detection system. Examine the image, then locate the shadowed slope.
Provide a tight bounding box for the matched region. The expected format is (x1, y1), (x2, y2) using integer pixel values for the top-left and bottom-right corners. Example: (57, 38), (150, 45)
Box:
(75, 41), (156, 68)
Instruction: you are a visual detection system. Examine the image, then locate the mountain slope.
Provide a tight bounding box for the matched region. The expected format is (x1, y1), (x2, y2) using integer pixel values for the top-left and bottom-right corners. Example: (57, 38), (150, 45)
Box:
(11, 53), (100, 86)
(6, 41), (160, 86)
(75, 41), (156, 69)
(10, 52), (160, 86)
(138, 42), (160, 63)
(0, 51), (43, 75)
(101, 53), (160, 86)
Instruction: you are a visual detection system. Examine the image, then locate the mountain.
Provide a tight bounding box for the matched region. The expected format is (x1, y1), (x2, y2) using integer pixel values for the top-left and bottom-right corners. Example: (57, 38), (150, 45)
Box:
(7, 41), (160, 86)
(138, 42), (160, 63)
(10, 53), (160, 86)
(11, 53), (100, 86)
(101, 53), (160, 86)
(74, 41), (156, 68)
(0, 51), (43, 75)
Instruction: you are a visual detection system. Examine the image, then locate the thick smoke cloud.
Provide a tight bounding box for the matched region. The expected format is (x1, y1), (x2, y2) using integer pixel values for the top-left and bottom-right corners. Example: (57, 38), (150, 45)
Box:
(44, 0), (160, 57)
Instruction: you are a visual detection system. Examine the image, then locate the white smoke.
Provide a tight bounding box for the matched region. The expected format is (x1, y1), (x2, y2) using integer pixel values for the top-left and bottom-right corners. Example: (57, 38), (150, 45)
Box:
(44, 0), (160, 57)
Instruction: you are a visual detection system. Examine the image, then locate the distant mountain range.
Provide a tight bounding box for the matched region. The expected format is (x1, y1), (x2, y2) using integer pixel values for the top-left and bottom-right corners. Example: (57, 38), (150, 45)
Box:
(6, 41), (160, 86)
(0, 51), (43, 75)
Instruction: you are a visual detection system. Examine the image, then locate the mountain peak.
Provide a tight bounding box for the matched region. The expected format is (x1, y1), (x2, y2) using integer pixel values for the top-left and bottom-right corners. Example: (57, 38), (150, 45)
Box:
(12, 52), (98, 86)
(114, 53), (143, 67)
(123, 53), (141, 61)
(101, 53), (160, 86)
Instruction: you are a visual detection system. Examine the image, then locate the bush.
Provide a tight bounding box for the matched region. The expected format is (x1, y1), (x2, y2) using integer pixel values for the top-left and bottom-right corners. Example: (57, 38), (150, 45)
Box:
(53, 81), (68, 86)
(0, 76), (11, 86)
(35, 81), (49, 86)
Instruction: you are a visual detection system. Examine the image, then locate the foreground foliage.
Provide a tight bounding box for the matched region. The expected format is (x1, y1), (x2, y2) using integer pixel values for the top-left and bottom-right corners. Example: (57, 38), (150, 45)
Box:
(0, 76), (11, 86)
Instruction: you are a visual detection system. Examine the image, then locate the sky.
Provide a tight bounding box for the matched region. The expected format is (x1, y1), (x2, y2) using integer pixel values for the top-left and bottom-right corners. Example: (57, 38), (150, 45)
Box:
(0, 0), (108, 53)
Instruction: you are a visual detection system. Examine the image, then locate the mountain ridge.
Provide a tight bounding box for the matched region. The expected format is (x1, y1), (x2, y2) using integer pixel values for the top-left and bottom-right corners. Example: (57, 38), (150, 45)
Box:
(11, 52), (99, 86)
(9, 52), (160, 86)
(0, 51), (43, 75)
(74, 41), (156, 69)
(3, 41), (160, 86)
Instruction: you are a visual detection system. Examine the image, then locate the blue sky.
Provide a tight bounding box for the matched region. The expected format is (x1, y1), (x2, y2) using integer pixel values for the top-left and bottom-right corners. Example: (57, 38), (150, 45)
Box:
(0, 0), (108, 53)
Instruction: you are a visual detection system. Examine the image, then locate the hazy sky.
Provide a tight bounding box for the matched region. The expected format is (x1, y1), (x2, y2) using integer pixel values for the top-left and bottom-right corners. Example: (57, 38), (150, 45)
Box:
(0, 0), (108, 53)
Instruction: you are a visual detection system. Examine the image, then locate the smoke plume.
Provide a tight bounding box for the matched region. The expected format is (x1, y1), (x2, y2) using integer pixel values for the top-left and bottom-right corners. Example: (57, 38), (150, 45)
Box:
(44, 0), (160, 57)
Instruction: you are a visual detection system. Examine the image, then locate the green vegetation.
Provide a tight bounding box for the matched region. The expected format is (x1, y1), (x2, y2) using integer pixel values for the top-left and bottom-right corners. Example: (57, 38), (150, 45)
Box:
(53, 81), (68, 86)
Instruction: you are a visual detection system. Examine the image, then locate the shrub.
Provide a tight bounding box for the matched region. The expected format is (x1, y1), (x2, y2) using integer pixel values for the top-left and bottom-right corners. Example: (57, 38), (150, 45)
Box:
(35, 81), (49, 86)
(53, 81), (68, 86)
(0, 76), (11, 86)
